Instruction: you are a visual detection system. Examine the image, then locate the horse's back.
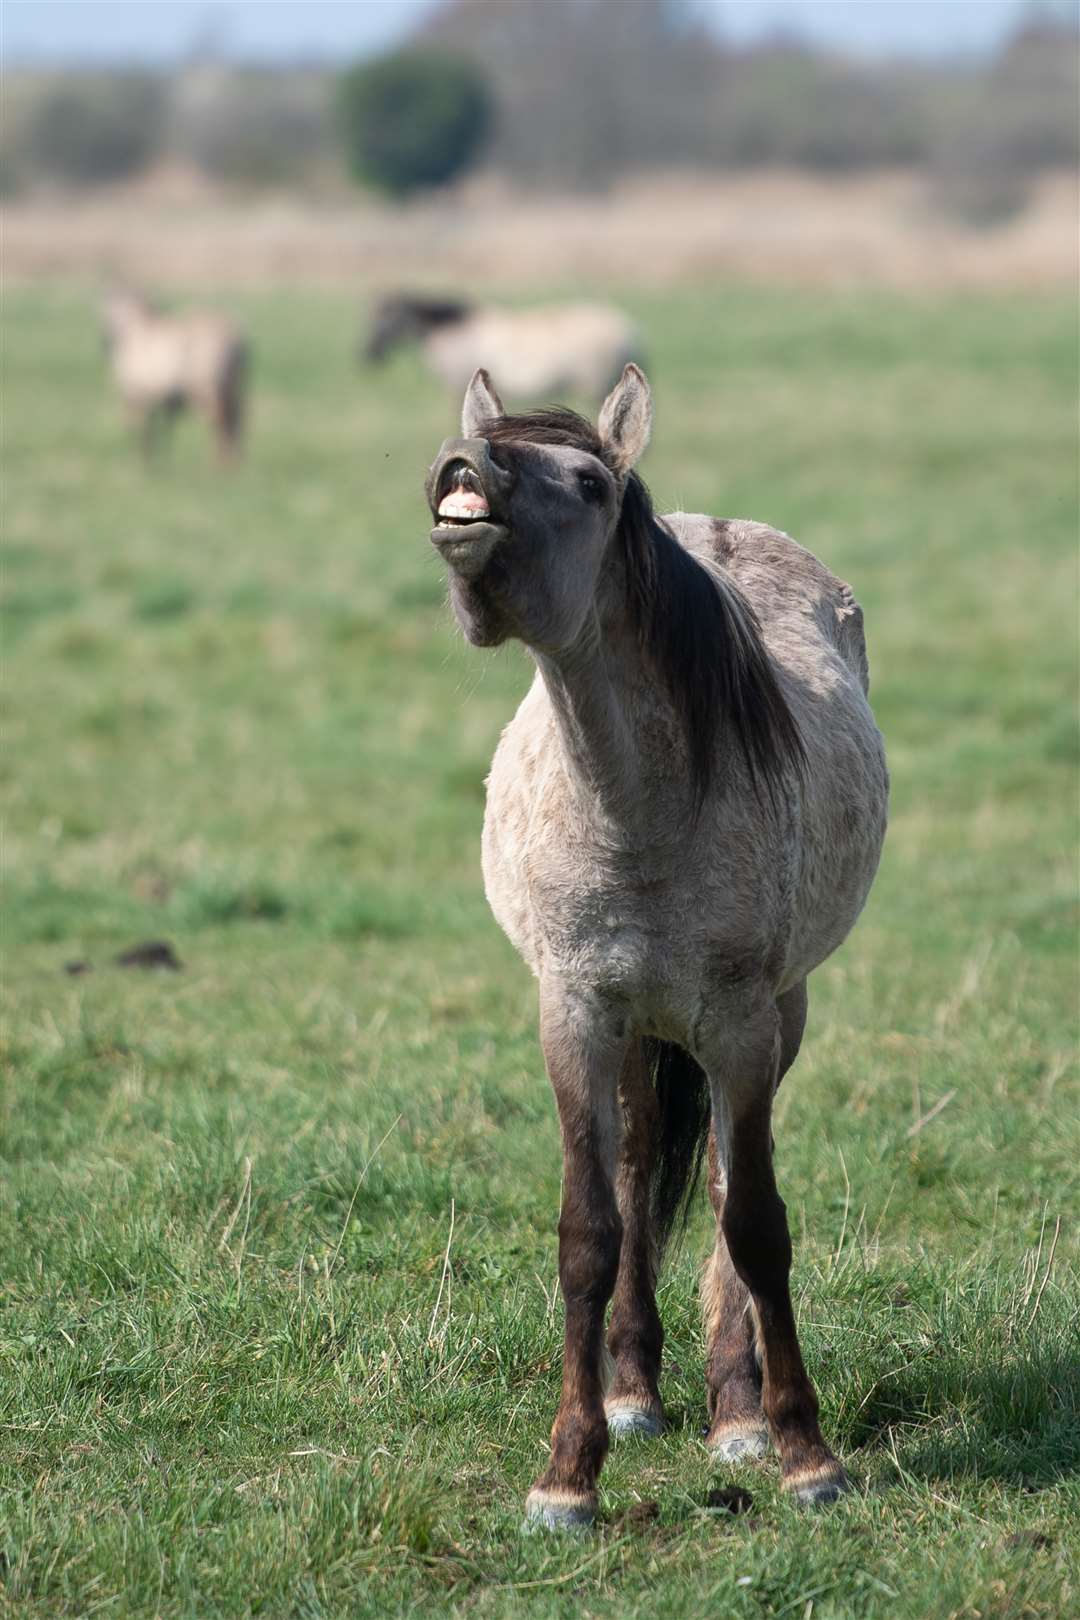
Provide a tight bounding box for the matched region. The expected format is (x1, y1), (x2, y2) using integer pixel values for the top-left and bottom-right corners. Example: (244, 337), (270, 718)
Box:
(178, 313), (245, 393)
(114, 311), (242, 405)
(677, 516), (869, 693)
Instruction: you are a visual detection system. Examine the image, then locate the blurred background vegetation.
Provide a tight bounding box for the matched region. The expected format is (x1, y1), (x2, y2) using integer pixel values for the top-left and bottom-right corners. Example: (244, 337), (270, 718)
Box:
(1, 0), (1076, 222)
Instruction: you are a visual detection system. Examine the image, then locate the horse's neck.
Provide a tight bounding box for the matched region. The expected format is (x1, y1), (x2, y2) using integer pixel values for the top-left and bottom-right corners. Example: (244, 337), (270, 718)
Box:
(532, 606), (682, 843)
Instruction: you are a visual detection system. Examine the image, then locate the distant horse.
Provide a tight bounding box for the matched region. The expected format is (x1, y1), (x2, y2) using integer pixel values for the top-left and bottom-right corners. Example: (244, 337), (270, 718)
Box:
(101, 291), (248, 461)
(366, 293), (641, 402)
(425, 364), (888, 1529)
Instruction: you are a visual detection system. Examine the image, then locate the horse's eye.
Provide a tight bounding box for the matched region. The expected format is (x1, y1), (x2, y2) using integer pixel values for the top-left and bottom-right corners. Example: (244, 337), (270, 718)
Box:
(578, 473), (605, 505)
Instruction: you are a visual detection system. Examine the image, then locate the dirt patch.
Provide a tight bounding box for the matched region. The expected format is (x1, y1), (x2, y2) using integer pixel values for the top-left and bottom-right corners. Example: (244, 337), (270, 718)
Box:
(1004, 1530), (1053, 1552)
(623, 1499), (661, 1527)
(115, 939), (182, 970)
(704, 1485), (755, 1516)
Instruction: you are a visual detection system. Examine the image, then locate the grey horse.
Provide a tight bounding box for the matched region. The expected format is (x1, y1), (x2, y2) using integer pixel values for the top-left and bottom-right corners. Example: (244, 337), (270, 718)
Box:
(425, 364), (888, 1529)
(368, 293), (641, 402)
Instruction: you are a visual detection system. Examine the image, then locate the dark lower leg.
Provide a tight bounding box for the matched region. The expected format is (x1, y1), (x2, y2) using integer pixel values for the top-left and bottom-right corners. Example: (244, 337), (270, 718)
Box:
(528, 1145), (621, 1519)
(704, 983), (808, 1456)
(723, 1097), (847, 1502)
(133, 404), (156, 459)
(526, 993), (625, 1525)
(605, 1042), (663, 1430)
(213, 404), (242, 463)
(702, 1129), (766, 1453)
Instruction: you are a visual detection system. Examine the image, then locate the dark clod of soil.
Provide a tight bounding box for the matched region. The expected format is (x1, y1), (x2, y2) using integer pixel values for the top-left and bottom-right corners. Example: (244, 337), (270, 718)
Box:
(610, 1499), (661, 1533)
(705, 1485), (755, 1515)
(63, 960), (93, 975)
(626, 1499), (660, 1526)
(1004, 1531), (1053, 1552)
(115, 940), (182, 970)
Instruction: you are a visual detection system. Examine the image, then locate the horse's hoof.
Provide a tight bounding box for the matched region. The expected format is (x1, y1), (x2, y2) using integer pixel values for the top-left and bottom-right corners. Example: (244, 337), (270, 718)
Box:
(523, 1488), (596, 1532)
(707, 1424), (770, 1464)
(785, 1465), (852, 1509)
(606, 1405), (665, 1439)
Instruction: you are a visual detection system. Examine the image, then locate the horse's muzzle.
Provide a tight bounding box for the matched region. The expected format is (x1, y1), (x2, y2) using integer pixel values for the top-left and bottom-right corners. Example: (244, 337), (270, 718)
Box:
(426, 437), (512, 579)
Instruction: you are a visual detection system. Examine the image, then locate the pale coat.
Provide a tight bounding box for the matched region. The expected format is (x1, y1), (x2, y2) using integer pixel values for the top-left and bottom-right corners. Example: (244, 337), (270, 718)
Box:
(368, 294), (641, 402)
(102, 292), (247, 458)
(426, 304), (641, 400)
(480, 512), (886, 1072)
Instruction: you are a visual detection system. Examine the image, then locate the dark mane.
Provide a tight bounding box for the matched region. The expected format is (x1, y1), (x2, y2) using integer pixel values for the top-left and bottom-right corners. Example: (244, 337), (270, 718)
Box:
(366, 294), (470, 363)
(483, 406), (806, 809)
(394, 294), (470, 329)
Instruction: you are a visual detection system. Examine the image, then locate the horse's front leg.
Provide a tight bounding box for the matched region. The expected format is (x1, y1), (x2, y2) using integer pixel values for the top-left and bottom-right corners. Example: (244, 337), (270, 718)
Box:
(710, 1007), (849, 1507)
(526, 983), (627, 1531)
(605, 1040), (664, 1437)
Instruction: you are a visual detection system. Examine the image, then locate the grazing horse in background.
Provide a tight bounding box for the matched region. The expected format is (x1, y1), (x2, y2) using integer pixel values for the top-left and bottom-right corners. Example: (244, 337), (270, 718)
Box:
(366, 293), (641, 403)
(101, 291), (248, 462)
(424, 364), (888, 1529)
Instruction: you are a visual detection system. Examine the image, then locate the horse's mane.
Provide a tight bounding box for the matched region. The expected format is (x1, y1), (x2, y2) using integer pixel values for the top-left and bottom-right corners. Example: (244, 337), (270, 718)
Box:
(482, 406), (806, 809)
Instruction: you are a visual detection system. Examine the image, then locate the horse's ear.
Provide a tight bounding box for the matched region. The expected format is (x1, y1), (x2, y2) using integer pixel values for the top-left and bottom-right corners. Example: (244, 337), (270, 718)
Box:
(598, 363), (652, 474)
(461, 369), (505, 437)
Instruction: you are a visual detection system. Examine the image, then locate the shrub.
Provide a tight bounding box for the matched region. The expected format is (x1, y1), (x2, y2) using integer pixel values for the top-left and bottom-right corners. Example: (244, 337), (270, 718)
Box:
(170, 66), (332, 186)
(337, 50), (492, 197)
(926, 18), (1079, 226)
(21, 73), (162, 185)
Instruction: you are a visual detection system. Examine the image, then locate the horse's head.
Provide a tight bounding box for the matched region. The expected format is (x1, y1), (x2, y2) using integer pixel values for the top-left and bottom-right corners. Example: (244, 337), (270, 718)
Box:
(100, 289), (152, 355)
(426, 364), (652, 650)
(365, 294), (468, 364)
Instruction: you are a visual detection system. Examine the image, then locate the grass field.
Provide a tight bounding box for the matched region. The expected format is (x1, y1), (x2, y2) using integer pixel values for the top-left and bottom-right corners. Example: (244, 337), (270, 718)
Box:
(2, 283), (1078, 1619)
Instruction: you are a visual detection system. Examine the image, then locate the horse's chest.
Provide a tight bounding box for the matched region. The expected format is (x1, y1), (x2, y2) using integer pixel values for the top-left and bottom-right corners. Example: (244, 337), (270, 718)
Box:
(486, 820), (697, 1000)
(533, 867), (662, 992)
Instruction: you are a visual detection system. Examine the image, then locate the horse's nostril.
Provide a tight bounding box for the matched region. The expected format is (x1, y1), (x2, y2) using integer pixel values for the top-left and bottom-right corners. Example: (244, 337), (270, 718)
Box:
(439, 461), (484, 499)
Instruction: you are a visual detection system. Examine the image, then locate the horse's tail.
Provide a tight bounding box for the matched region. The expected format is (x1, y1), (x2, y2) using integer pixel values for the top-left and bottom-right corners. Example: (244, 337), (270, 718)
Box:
(644, 1038), (711, 1253)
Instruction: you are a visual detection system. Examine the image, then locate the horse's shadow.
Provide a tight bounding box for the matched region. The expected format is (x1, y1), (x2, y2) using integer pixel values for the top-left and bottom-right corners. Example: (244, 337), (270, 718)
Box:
(661, 1353), (1080, 1493)
(845, 1352), (1080, 1490)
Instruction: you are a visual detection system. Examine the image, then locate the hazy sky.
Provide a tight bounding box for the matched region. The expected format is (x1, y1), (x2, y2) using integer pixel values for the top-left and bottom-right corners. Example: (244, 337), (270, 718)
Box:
(2, 0), (1069, 66)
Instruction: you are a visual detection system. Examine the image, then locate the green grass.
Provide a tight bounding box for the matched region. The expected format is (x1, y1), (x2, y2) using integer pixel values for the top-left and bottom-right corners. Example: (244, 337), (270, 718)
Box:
(2, 283), (1078, 1619)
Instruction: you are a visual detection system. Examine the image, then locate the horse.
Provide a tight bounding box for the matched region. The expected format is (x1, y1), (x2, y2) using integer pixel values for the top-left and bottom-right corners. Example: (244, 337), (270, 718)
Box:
(366, 293), (641, 403)
(101, 291), (248, 462)
(424, 362), (889, 1530)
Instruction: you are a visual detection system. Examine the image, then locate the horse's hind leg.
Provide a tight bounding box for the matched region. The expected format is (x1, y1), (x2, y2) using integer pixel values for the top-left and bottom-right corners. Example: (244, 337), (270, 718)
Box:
(605, 1040), (664, 1438)
(210, 395), (240, 463)
(702, 1126), (768, 1460)
(127, 401), (157, 461)
(710, 995), (848, 1508)
(525, 982), (627, 1530)
(703, 981), (806, 1462)
(213, 348), (247, 463)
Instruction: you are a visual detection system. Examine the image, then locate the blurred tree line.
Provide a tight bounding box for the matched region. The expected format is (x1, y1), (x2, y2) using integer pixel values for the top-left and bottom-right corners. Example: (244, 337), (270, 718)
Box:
(1, 0), (1075, 222)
